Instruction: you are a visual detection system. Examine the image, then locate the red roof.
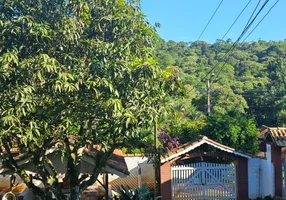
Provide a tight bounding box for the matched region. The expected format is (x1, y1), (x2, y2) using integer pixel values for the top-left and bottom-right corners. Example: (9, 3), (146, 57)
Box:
(161, 136), (253, 163)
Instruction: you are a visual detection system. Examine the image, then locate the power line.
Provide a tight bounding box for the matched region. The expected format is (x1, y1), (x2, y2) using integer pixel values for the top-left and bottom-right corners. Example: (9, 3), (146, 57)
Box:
(248, 105), (277, 108)
(242, 0), (280, 42)
(221, 0), (253, 40)
(197, 0), (224, 41)
(243, 95), (286, 99)
(243, 0), (262, 30)
(220, 0), (270, 55)
(197, 0), (269, 85)
(191, 0), (272, 93)
(234, 89), (286, 93)
(212, 0), (272, 81)
(215, 0), (278, 79)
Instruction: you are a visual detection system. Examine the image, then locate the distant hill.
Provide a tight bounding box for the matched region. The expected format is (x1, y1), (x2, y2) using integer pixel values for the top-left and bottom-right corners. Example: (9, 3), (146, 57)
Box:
(156, 40), (286, 127)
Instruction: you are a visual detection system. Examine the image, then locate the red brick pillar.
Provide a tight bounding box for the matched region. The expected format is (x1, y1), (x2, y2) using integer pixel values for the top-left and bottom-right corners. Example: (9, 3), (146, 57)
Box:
(235, 157), (248, 200)
(160, 162), (172, 200)
(272, 145), (282, 197)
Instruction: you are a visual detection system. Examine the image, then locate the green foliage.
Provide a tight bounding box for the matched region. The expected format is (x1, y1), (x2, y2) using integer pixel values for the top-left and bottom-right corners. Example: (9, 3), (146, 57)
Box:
(263, 195), (277, 200)
(202, 110), (259, 154)
(0, 0), (180, 199)
(117, 184), (161, 200)
(278, 109), (286, 126)
(156, 40), (286, 127)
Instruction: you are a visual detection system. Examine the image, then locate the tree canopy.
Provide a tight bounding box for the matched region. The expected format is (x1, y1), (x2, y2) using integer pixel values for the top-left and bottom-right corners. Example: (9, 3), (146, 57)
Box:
(156, 39), (286, 127)
(0, 0), (180, 199)
(202, 110), (259, 154)
(154, 39), (286, 155)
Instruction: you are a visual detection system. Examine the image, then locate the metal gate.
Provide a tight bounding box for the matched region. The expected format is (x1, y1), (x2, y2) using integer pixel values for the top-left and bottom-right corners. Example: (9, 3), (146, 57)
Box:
(171, 162), (236, 200)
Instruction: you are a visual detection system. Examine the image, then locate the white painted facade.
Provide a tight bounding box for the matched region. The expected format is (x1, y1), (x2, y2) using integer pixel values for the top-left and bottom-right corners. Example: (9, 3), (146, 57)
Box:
(248, 144), (275, 199)
(100, 156), (155, 190)
(114, 153), (278, 199)
(114, 146), (279, 199)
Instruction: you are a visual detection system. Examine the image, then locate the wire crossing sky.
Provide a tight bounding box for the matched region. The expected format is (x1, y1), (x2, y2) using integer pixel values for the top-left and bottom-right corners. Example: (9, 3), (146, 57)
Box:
(142, 0), (285, 43)
(197, 0), (224, 41)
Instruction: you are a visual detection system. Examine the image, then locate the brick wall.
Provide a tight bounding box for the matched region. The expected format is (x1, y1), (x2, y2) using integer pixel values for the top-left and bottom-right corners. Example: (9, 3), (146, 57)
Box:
(160, 162), (172, 200)
(272, 145), (282, 197)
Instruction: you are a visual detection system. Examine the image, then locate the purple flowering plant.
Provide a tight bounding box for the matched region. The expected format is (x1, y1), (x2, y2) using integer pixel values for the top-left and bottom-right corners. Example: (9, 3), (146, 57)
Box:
(158, 124), (179, 151)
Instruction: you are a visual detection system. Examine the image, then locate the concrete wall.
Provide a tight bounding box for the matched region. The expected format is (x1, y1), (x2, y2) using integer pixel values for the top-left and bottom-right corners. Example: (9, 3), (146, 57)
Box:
(108, 156), (155, 190)
(248, 158), (261, 199)
(248, 144), (276, 198)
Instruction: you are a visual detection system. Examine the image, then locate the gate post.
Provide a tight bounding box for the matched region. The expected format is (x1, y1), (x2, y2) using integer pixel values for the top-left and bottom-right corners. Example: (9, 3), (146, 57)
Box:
(160, 162), (172, 200)
(235, 157), (249, 200)
(202, 162), (206, 197)
(271, 145), (282, 197)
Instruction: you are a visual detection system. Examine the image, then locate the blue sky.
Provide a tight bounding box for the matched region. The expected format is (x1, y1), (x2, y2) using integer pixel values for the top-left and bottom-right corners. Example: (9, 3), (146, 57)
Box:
(141, 0), (285, 43)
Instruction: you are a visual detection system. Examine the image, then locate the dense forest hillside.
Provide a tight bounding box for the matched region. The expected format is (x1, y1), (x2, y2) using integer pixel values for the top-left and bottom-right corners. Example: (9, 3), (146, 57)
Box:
(156, 40), (286, 127)
(150, 40), (286, 153)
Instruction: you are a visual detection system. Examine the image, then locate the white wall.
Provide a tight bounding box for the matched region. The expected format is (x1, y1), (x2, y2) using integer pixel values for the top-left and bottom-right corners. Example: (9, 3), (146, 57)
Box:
(261, 144), (275, 197)
(18, 189), (39, 200)
(248, 158), (260, 199)
(107, 156), (149, 182)
(248, 144), (275, 199)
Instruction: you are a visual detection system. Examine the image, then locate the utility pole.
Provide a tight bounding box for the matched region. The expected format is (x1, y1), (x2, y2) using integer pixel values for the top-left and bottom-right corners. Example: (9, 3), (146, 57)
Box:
(207, 73), (215, 116)
(207, 79), (211, 115)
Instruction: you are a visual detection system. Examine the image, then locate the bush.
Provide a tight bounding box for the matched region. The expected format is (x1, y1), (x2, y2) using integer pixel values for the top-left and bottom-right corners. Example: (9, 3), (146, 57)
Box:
(117, 184), (161, 200)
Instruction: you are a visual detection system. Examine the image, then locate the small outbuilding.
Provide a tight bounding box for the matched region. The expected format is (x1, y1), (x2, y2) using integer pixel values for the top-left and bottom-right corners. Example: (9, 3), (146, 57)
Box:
(160, 136), (252, 200)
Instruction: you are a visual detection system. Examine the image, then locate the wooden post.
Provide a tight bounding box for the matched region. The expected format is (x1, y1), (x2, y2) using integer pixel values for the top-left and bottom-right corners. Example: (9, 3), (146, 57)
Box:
(207, 73), (214, 116)
(207, 79), (211, 115)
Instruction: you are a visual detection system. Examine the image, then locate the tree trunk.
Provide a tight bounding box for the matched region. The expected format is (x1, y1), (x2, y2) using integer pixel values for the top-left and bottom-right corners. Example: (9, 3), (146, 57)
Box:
(70, 185), (81, 200)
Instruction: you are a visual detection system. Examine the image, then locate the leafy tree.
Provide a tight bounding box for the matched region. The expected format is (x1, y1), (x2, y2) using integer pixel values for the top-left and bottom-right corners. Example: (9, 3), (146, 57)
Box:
(156, 52), (175, 68)
(0, 0), (178, 199)
(278, 109), (286, 126)
(202, 110), (259, 154)
(155, 39), (286, 127)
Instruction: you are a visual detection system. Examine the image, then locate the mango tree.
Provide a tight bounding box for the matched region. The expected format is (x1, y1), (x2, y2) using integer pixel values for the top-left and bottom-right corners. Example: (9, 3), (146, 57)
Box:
(0, 0), (179, 199)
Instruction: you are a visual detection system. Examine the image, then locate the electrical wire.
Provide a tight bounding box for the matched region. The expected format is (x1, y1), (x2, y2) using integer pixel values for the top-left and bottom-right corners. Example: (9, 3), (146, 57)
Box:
(242, 0), (280, 43)
(212, 0), (273, 82)
(221, 0), (253, 40)
(193, 0), (269, 89)
(197, 0), (224, 41)
(243, 0), (262, 30)
(215, 0), (279, 80)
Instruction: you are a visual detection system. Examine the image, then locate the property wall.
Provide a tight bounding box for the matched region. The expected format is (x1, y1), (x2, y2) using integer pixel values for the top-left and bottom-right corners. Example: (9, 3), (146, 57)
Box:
(108, 156), (155, 190)
(261, 158), (275, 197)
(248, 144), (275, 198)
(263, 144), (276, 197)
(248, 158), (261, 199)
(160, 161), (172, 200)
(235, 157), (249, 200)
(17, 189), (39, 200)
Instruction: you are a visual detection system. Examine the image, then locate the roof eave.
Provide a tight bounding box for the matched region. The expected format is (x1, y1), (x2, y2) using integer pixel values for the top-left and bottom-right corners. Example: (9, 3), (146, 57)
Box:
(161, 137), (252, 163)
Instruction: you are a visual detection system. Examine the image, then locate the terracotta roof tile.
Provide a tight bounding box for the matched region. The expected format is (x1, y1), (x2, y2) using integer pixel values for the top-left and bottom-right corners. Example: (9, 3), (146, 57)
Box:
(0, 175), (27, 194)
(260, 127), (286, 147)
(161, 136), (253, 163)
